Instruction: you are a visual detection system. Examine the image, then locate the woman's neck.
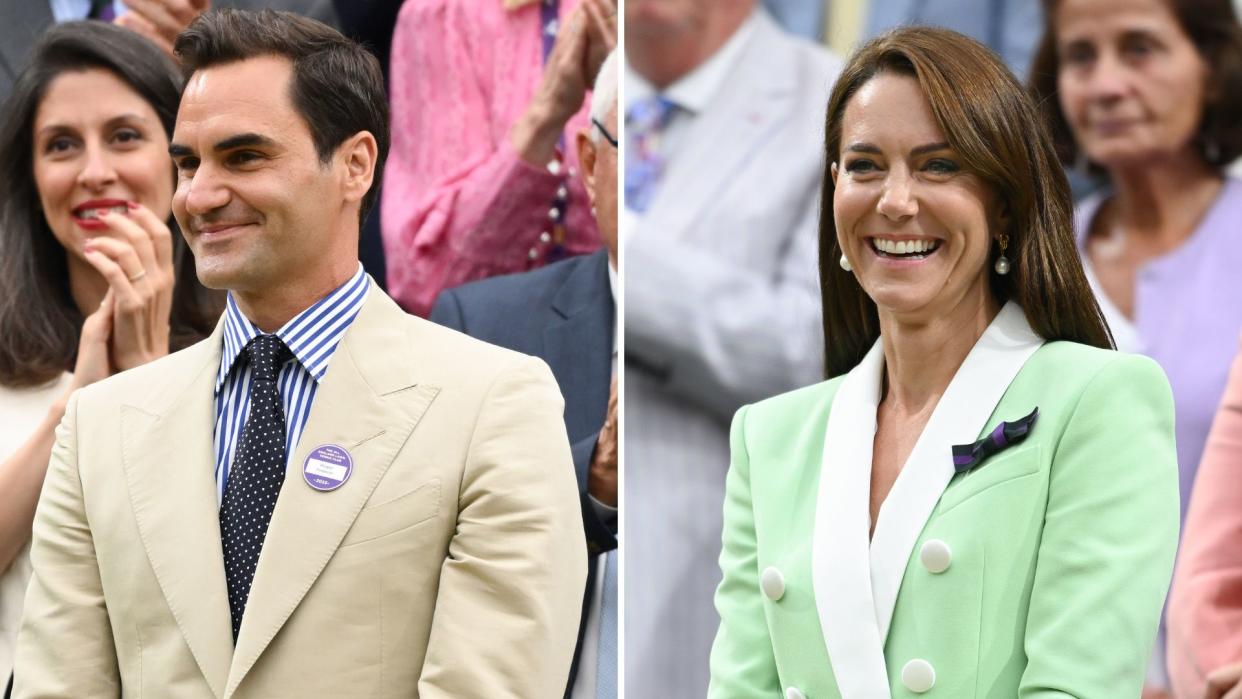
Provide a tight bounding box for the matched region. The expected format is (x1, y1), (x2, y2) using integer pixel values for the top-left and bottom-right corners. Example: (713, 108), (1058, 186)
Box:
(878, 290), (1001, 416)
(1105, 151), (1223, 250)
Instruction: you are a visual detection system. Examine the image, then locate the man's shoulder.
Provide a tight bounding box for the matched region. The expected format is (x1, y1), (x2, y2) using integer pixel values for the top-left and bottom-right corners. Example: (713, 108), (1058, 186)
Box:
(433, 252), (606, 333)
(751, 10), (843, 84)
(446, 253), (598, 307)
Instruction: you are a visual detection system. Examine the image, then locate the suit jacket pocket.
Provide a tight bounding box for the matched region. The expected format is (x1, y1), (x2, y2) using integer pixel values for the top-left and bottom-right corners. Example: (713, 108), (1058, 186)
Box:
(938, 446), (1041, 515)
(340, 479), (441, 548)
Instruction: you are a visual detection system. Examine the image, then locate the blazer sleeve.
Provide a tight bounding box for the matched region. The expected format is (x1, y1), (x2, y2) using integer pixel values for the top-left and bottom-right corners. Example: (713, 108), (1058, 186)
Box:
(708, 405), (782, 697)
(381, 0), (573, 318)
(1018, 355), (1180, 698)
(13, 392), (120, 697)
(1168, 342), (1242, 699)
(417, 355), (587, 698)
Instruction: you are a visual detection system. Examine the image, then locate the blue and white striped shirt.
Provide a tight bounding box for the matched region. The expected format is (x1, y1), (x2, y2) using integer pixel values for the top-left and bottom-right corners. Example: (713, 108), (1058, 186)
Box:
(213, 264), (370, 504)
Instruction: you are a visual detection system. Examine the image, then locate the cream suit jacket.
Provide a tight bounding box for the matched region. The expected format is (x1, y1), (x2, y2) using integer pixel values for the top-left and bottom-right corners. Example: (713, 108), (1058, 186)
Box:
(14, 287), (587, 698)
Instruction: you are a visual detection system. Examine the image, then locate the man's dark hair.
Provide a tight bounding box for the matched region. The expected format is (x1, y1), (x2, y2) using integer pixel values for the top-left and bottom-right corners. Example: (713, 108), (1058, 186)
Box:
(174, 9), (389, 224)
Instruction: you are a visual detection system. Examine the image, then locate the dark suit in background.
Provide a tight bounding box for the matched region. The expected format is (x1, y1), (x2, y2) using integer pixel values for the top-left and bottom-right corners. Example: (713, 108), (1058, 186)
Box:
(430, 249), (616, 695)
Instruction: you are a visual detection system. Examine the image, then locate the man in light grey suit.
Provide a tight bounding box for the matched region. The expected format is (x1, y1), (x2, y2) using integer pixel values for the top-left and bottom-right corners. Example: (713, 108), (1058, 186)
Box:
(623, 0), (841, 695)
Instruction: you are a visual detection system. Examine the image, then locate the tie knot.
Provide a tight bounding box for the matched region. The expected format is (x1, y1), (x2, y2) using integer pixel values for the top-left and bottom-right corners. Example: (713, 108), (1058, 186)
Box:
(244, 334), (292, 383)
(627, 95), (677, 136)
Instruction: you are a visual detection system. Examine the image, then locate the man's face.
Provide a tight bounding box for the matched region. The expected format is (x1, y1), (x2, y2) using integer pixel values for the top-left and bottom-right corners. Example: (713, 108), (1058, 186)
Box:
(579, 104), (618, 264)
(170, 56), (347, 294)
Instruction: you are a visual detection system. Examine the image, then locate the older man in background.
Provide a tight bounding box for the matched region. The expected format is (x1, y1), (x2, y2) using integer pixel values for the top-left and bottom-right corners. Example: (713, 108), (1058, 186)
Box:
(431, 50), (620, 699)
(623, 0), (841, 695)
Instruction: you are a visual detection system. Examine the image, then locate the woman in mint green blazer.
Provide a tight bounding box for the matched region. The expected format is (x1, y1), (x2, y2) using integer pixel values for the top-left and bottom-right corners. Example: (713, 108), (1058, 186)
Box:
(709, 27), (1179, 699)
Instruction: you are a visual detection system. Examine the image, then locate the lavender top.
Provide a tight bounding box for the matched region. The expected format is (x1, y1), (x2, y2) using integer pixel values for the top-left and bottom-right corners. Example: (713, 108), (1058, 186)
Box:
(1075, 177), (1242, 522)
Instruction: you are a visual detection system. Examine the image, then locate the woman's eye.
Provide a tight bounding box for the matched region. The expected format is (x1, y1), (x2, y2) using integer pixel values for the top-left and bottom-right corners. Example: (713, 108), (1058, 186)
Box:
(844, 159), (877, 174)
(1124, 38), (1154, 57)
(112, 128), (142, 144)
(1062, 44), (1094, 66)
(925, 158), (960, 174)
(44, 137), (76, 154)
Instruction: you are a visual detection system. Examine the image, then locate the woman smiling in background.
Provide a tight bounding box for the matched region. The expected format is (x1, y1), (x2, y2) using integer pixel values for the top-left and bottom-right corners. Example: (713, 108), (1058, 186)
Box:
(0, 22), (220, 692)
(710, 27), (1178, 698)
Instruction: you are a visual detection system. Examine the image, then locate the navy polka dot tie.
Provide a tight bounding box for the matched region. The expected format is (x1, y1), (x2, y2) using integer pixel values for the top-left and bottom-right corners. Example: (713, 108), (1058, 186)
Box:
(219, 334), (292, 640)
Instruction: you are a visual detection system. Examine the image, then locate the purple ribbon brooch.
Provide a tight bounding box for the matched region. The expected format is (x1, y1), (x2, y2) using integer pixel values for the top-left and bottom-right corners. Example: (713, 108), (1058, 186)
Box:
(952, 407), (1039, 474)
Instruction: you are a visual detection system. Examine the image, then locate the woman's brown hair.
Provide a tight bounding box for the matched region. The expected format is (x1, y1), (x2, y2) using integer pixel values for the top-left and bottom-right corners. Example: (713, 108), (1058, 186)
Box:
(819, 26), (1113, 378)
(1029, 0), (1242, 169)
(0, 22), (223, 388)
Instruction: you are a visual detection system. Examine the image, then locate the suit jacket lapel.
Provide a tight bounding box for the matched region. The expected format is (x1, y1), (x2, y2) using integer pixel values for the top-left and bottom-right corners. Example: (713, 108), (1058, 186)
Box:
(121, 320), (234, 698)
(869, 303), (1044, 642)
(543, 251), (613, 443)
(646, 12), (802, 239)
(813, 341), (891, 699)
(224, 291), (439, 697)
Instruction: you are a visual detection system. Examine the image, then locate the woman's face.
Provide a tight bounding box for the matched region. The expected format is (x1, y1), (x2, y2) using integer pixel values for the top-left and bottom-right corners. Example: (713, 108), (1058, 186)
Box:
(833, 73), (1002, 321)
(32, 67), (173, 260)
(1055, 0), (1210, 169)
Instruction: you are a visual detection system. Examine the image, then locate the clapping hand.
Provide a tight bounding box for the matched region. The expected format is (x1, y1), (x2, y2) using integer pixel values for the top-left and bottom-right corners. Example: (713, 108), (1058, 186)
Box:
(589, 376), (618, 507)
(80, 202), (174, 375)
(114, 0), (210, 57)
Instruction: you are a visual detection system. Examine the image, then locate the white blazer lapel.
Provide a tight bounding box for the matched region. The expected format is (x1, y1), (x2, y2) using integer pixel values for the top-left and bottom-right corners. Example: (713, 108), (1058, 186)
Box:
(813, 340), (892, 699)
(869, 302), (1044, 642)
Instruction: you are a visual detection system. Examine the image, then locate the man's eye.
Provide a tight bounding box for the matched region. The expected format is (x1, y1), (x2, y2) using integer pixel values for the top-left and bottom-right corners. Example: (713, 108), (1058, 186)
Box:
(229, 151), (263, 165)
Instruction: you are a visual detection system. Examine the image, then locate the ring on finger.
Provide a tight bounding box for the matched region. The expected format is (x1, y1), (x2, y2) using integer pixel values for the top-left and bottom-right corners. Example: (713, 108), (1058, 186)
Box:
(128, 269), (148, 282)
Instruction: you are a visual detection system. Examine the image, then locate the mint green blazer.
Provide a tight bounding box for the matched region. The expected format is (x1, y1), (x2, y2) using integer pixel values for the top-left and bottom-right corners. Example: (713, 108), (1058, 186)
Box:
(709, 304), (1179, 698)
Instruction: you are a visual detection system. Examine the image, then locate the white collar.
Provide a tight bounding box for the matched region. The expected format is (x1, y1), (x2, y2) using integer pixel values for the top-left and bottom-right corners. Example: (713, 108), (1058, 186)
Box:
(812, 302), (1044, 697)
(623, 10), (760, 115)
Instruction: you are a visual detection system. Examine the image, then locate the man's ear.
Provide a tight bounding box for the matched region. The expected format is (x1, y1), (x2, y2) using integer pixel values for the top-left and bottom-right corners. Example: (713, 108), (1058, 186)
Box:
(577, 128), (598, 207)
(339, 131), (379, 206)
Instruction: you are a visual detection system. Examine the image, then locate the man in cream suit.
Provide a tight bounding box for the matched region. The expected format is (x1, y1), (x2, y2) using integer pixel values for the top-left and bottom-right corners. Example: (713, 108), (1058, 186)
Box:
(623, 1), (841, 695)
(14, 10), (585, 698)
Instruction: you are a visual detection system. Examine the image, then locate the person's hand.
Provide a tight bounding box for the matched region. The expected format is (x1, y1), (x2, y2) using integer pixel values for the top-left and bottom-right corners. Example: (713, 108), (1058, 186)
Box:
(511, 4), (593, 165)
(114, 0), (210, 57)
(82, 202), (174, 372)
(589, 376), (618, 507)
(581, 0), (616, 84)
(1205, 662), (1242, 699)
(1140, 684), (1171, 699)
(68, 290), (116, 395)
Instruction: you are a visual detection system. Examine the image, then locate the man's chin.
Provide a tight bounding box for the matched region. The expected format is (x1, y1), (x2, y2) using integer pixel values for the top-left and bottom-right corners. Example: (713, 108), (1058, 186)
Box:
(193, 261), (248, 292)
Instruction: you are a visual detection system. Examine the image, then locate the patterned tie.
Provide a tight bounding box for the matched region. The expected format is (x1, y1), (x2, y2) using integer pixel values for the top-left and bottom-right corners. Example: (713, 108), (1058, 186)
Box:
(624, 95), (678, 213)
(219, 334), (293, 640)
(595, 550), (618, 698)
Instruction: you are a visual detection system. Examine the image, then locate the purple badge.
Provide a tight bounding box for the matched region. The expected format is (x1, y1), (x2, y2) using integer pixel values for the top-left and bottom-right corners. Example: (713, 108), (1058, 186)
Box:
(303, 444), (353, 492)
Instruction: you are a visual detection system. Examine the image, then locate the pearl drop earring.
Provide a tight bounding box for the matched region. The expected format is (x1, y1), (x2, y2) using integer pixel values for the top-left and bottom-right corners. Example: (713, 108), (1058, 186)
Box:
(994, 234), (1011, 275)
(840, 254), (852, 272)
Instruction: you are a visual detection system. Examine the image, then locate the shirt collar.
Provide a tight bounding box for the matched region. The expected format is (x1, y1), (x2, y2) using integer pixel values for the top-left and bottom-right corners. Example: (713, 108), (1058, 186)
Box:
(607, 257), (618, 356)
(624, 9), (760, 115)
(216, 263), (370, 393)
